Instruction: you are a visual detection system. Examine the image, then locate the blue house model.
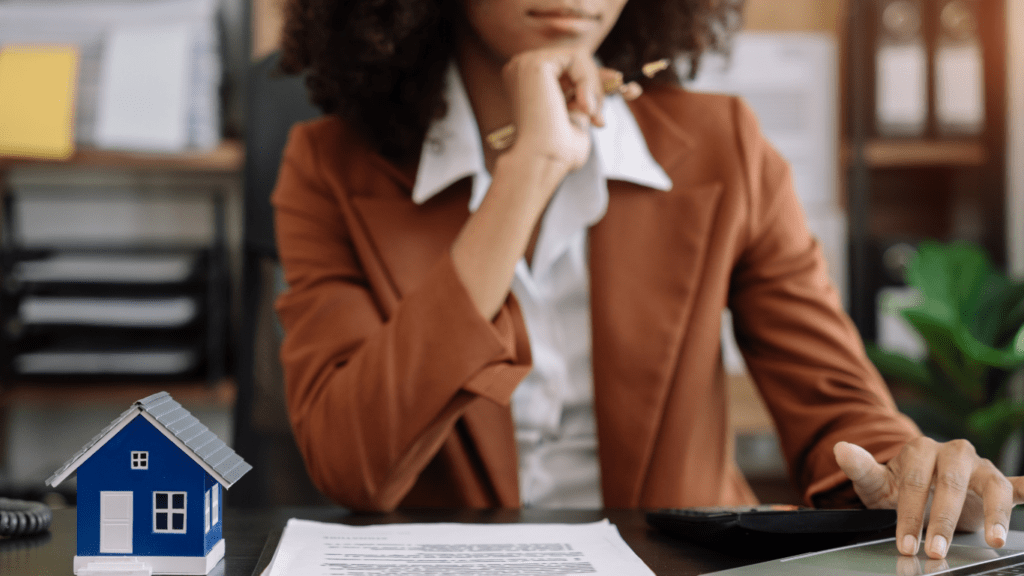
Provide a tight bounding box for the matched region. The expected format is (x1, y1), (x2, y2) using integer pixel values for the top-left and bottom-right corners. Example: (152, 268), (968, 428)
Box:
(46, 392), (251, 576)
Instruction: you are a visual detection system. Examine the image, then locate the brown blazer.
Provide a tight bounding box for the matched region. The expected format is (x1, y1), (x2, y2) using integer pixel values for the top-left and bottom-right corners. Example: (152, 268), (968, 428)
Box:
(272, 84), (920, 512)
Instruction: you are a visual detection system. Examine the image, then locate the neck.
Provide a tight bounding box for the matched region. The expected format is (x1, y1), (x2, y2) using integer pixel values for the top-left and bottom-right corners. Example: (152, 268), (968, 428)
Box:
(456, 37), (514, 171)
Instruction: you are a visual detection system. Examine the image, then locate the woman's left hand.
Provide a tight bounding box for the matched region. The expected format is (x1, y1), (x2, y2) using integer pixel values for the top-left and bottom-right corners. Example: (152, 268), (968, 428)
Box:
(834, 439), (1024, 559)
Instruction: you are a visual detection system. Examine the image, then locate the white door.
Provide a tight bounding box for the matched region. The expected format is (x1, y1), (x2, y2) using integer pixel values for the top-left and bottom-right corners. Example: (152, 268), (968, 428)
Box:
(99, 491), (133, 553)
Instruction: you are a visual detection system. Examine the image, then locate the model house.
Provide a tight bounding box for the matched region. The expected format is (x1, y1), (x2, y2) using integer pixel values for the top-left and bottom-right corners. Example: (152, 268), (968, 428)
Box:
(46, 392), (251, 575)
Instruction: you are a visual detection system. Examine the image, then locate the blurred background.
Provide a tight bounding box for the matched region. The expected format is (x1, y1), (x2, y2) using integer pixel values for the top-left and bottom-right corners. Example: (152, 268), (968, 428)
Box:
(0, 0), (1021, 509)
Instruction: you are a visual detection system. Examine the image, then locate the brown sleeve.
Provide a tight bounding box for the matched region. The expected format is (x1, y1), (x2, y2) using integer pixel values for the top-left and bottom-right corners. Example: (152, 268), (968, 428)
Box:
(725, 98), (920, 506)
(272, 124), (531, 511)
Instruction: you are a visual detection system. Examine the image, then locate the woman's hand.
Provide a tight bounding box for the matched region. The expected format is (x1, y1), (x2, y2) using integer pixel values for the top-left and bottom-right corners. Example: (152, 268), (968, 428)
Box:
(834, 439), (1024, 559)
(501, 48), (604, 175)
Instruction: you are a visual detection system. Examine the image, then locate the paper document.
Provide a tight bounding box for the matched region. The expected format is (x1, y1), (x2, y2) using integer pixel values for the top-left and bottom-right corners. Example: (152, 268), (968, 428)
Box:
(15, 349), (197, 375)
(263, 519), (655, 576)
(14, 253), (197, 283)
(20, 296), (197, 327)
(94, 23), (192, 151)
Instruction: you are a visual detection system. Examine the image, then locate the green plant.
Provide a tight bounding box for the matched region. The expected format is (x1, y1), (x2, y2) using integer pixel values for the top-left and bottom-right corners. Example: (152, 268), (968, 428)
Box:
(867, 241), (1024, 465)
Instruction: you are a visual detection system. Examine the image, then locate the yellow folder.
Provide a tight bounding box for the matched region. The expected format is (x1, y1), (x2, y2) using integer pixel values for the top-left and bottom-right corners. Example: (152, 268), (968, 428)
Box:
(0, 45), (79, 160)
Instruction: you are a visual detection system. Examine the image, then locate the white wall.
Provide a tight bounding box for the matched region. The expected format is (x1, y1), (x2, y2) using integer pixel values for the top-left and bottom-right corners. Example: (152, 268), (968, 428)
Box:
(1009, 0), (1024, 278)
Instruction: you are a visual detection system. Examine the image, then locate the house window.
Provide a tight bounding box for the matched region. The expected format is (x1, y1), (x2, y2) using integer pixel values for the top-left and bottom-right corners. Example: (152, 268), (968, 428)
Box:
(203, 485), (220, 533)
(212, 484), (219, 527)
(131, 451), (148, 470)
(153, 492), (186, 534)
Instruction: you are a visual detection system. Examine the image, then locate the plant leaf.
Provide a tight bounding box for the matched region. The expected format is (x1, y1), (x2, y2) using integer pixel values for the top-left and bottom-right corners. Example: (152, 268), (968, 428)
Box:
(906, 241), (991, 319)
(967, 399), (1024, 460)
(971, 273), (1014, 344)
(904, 306), (1024, 372)
(998, 282), (1024, 347)
(866, 344), (979, 415)
(906, 241), (953, 305)
(955, 322), (1024, 369)
(902, 306), (984, 400)
(866, 345), (930, 386)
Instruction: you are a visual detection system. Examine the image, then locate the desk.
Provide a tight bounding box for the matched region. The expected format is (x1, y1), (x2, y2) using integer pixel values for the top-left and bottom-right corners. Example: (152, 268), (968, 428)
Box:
(4, 507), (759, 576)
(9, 508), (1024, 576)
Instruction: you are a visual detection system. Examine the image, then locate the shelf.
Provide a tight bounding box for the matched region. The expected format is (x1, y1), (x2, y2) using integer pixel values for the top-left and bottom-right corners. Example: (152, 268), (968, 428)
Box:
(843, 139), (988, 168)
(0, 140), (244, 173)
(744, 0), (845, 34)
(0, 377), (236, 408)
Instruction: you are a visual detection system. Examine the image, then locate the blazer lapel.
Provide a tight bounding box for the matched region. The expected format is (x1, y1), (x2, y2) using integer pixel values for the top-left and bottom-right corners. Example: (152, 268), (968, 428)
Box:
(590, 94), (725, 506)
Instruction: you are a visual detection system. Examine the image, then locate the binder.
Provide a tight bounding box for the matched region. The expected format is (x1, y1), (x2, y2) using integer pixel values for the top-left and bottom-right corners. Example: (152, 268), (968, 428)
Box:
(874, 0), (929, 137)
(0, 45), (78, 159)
(933, 0), (985, 136)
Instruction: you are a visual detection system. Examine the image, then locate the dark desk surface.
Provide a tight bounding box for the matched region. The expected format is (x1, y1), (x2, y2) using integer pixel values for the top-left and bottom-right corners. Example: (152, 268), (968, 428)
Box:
(3, 507), (760, 576)
(10, 507), (1024, 576)
(14, 507), (1024, 576)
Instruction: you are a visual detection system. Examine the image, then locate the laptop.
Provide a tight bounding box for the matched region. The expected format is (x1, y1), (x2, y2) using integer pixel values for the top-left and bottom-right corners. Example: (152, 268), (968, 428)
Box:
(704, 533), (1024, 576)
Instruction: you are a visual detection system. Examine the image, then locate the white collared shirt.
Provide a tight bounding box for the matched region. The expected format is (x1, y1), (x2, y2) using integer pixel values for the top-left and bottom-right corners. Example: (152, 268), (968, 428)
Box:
(412, 64), (672, 508)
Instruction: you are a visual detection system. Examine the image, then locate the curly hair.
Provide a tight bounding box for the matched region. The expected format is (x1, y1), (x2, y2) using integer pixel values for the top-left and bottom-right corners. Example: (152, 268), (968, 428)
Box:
(279, 0), (745, 162)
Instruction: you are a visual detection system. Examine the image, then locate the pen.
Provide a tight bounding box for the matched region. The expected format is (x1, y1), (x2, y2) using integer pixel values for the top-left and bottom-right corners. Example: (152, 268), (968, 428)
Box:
(485, 58), (672, 151)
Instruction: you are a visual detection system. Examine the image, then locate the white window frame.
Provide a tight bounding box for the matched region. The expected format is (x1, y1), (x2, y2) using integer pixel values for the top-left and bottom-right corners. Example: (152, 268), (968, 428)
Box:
(131, 451), (148, 470)
(204, 490), (211, 533)
(153, 491), (187, 534)
(211, 484), (219, 527)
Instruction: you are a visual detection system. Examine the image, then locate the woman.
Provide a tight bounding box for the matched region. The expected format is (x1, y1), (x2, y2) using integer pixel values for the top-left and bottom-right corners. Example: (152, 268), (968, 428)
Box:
(272, 0), (1022, 559)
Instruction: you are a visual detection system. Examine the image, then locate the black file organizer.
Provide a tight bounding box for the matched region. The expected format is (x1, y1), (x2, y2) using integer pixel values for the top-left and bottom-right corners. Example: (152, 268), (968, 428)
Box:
(0, 192), (229, 384)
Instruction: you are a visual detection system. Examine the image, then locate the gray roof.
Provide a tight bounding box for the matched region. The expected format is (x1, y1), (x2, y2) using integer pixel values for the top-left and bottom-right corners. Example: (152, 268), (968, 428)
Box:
(46, 391), (251, 489)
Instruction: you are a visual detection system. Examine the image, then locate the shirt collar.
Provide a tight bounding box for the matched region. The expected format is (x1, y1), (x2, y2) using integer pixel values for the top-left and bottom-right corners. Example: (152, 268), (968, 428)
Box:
(411, 62), (673, 208)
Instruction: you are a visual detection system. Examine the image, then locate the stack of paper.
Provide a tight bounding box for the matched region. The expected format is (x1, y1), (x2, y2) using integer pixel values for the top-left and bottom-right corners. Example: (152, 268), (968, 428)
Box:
(14, 253), (198, 284)
(0, 0), (222, 152)
(262, 519), (655, 576)
(20, 296), (198, 328)
(2, 182), (224, 381)
(15, 349), (198, 375)
(12, 186), (216, 247)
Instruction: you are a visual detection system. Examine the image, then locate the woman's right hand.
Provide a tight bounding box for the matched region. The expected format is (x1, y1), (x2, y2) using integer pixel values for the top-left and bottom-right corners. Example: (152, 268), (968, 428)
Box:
(451, 48), (605, 321)
(501, 48), (605, 177)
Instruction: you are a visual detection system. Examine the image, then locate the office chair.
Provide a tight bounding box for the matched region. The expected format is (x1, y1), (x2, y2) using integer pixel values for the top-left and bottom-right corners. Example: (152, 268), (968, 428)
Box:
(230, 52), (328, 506)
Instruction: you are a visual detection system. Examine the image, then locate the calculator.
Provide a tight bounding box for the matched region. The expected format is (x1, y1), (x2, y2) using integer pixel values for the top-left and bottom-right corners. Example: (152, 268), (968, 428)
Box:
(645, 505), (898, 558)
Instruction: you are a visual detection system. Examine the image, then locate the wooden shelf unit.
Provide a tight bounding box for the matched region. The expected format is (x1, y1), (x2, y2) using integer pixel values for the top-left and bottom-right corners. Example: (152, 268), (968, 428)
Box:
(843, 0), (1008, 341)
(0, 139), (244, 173)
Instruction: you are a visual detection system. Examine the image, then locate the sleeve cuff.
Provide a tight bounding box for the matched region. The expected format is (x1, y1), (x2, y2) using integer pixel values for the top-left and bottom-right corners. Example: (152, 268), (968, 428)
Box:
(407, 253), (532, 405)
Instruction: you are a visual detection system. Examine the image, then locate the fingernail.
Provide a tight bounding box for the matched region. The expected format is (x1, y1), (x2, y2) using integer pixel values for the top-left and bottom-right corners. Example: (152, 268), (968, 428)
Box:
(930, 535), (948, 558)
(902, 534), (918, 555)
(993, 524), (1007, 546)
